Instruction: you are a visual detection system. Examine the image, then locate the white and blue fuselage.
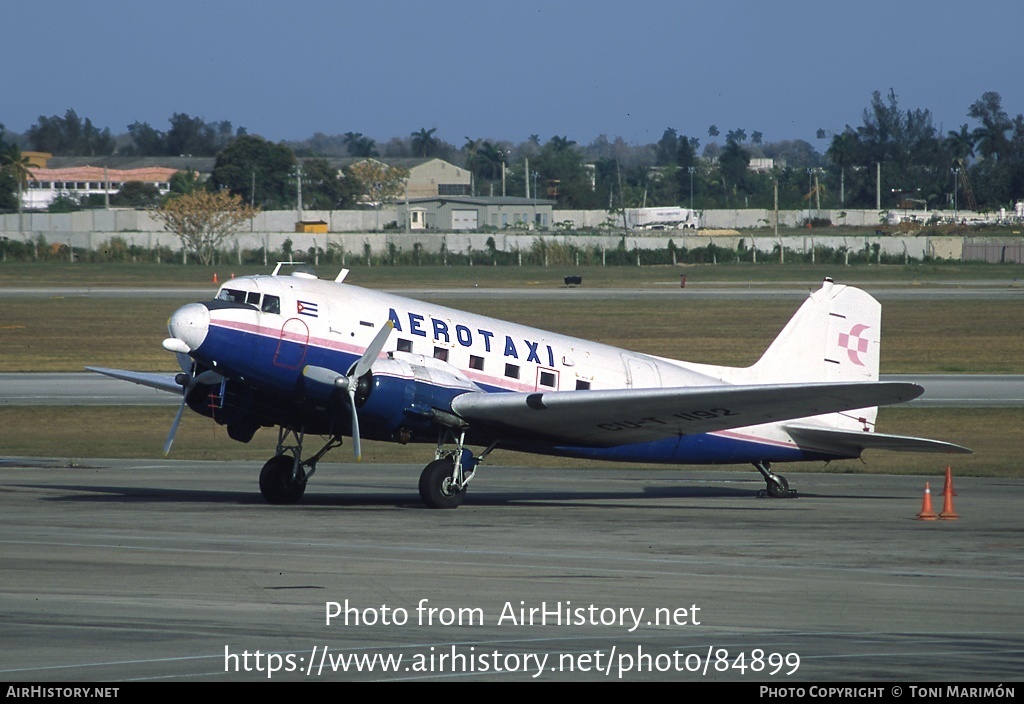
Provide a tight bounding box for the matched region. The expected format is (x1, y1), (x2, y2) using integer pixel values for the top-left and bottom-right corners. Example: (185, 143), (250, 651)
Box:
(91, 269), (966, 505)
(172, 271), (846, 465)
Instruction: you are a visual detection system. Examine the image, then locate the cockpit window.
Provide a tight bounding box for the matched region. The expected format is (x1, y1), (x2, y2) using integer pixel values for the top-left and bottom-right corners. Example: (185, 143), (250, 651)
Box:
(261, 295), (281, 315)
(218, 288), (247, 303)
(246, 291), (261, 306)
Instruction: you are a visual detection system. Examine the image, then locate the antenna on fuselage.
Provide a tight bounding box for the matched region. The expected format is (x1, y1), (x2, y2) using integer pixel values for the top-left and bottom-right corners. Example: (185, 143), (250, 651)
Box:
(271, 260), (316, 277)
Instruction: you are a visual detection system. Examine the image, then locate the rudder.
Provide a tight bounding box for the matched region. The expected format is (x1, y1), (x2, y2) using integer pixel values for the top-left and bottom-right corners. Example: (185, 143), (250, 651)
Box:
(748, 279), (881, 430)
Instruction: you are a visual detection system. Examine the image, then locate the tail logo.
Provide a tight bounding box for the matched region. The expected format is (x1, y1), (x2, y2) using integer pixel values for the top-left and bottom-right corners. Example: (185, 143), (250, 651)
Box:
(837, 324), (871, 366)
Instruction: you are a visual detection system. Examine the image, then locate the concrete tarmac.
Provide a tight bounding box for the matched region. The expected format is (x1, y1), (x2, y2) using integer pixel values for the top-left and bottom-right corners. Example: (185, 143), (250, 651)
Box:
(1, 458), (1020, 682)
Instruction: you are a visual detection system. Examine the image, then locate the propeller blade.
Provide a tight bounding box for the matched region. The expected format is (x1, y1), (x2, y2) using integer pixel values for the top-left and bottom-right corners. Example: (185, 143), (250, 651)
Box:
(163, 367), (223, 456)
(303, 365), (348, 389)
(352, 320), (394, 379)
(346, 320), (392, 461)
(193, 370), (224, 386)
(164, 397), (185, 456)
(349, 386), (362, 461)
(173, 352), (192, 373)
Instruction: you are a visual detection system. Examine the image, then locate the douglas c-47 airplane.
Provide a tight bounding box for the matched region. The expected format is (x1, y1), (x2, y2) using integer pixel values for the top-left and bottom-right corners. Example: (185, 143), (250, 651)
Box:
(90, 267), (970, 508)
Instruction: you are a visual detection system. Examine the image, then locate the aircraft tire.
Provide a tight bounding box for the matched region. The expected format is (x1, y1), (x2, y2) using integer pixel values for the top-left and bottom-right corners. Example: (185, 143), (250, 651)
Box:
(419, 457), (465, 509)
(765, 473), (790, 498)
(259, 454), (307, 504)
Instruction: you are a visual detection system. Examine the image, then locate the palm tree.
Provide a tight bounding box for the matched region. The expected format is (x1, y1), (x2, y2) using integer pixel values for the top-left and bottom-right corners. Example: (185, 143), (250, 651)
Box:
(410, 127), (438, 158)
(546, 135), (576, 152)
(826, 132), (855, 206)
(343, 132), (378, 158)
(462, 137), (482, 194)
(968, 92), (1011, 161)
(474, 141), (506, 183)
(1, 145), (35, 232)
(944, 124), (975, 163)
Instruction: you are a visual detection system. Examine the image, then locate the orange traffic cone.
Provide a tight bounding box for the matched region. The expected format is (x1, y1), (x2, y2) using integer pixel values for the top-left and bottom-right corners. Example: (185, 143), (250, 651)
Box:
(917, 482), (937, 520)
(941, 465), (957, 497)
(212, 272), (218, 283)
(939, 480), (959, 520)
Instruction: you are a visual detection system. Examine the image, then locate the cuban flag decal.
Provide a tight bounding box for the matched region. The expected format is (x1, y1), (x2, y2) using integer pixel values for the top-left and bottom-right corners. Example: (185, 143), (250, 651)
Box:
(296, 300), (319, 317)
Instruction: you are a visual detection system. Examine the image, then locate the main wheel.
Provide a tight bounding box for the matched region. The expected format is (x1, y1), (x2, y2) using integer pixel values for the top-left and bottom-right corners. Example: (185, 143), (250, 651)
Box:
(418, 457), (466, 509)
(259, 454), (307, 504)
(765, 473), (790, 498)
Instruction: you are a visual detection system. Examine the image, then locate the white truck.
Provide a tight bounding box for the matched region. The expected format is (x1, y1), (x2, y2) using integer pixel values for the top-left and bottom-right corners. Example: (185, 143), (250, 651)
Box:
(624, 207), (700, 230)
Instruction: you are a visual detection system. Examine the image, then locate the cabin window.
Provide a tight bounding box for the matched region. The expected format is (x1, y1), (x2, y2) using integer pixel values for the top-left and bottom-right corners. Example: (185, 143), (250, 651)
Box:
(261, 295), (280, 314)
(504, 363), (520, 379)
(469, 355), (484, 371)
(433, 347), (449, 362)
(397, 338), (413, 353)
(539, 371), (556, 388)
(576, 380), (591, 390)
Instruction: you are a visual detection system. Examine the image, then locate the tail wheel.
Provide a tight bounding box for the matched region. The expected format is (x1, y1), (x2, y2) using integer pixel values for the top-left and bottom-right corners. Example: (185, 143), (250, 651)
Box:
(419, 457), (466, 509)
(259, 454), (307, 504)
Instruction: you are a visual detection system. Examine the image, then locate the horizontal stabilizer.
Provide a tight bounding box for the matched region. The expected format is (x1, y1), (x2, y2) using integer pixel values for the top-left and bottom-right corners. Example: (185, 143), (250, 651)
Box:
(85, 367), (181, 395)
(452, 381), (924, 448)
(785, 423), (972, 455)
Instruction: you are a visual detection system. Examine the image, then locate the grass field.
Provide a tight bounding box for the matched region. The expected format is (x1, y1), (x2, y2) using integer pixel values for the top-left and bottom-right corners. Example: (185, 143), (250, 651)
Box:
(0, 261), (1021, 476)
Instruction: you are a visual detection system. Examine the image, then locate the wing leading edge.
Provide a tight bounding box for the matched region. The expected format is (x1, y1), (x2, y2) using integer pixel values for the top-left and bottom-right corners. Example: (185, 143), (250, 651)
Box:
(451, 381), (924, 447)
(85, 367), (181, 395)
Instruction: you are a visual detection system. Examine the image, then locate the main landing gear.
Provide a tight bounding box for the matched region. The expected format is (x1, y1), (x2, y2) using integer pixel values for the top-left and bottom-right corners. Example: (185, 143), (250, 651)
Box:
(418, 429), (497, 509)
(753, 461), (797, 499)
(259, 428), (342, 504)
(256, 425), (496, 509)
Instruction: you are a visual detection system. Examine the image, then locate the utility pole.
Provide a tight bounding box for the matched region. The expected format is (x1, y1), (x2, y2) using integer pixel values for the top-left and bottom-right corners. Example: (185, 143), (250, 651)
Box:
(774, 176), (779, 238)
(876, 163), (881, 210)
(532, 171), (538, 230)
(951, 166), (959, 219)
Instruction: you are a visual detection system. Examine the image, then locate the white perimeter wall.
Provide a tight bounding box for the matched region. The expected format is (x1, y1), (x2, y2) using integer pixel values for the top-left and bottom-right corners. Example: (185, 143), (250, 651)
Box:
(0, 208), (1000, 260)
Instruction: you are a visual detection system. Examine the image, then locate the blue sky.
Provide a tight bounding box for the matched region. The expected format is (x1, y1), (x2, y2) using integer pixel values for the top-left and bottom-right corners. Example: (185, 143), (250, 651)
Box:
(4, 0), (1022, 149)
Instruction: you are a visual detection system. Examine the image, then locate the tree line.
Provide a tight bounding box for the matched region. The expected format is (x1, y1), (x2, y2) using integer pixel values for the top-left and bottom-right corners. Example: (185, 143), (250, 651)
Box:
(3, 90), (1023, 214)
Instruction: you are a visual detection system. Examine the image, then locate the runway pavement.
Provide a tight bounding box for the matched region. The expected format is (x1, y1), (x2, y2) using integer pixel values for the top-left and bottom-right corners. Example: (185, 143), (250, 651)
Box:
(0, 459), (1020, 682)
(2, 372), (1022, 406)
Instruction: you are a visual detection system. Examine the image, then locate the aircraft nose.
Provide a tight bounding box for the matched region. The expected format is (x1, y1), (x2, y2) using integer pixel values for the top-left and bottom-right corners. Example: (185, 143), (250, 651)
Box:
(165, 303), (210, 352)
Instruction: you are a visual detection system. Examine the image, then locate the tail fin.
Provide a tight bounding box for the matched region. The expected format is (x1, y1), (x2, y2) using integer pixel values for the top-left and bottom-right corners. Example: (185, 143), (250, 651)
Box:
(748, 279), (881, 430)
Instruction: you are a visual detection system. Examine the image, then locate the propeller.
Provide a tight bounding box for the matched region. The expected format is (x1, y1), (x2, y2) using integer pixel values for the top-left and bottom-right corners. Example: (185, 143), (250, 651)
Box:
(164, 367), (223, 455)
(303, 320), (393, 461)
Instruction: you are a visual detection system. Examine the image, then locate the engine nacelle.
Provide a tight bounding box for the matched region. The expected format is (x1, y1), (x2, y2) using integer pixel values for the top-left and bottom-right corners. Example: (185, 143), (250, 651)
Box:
(352, 355), (481, 443)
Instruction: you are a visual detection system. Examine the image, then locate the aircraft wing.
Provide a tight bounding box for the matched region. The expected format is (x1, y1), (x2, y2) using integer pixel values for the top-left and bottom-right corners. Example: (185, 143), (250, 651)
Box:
(85, 367), (182, 395)
(451, 381), (923, 447)
(784, 424), (972, 454)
